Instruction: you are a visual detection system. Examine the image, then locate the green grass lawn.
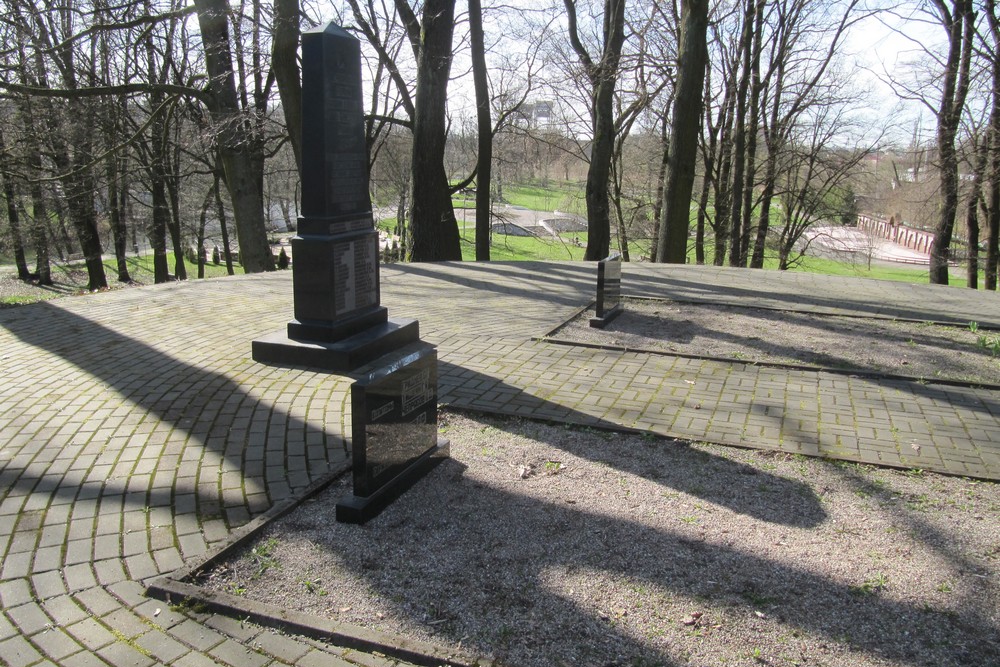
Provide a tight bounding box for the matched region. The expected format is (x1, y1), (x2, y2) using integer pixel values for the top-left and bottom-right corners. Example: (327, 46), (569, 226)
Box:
(503, 182), (586, 216)
(1, 252), (248, 307)
(459, 231), (587, 261)
(108, 253), (246, 280)
(690, 245), (984, 288)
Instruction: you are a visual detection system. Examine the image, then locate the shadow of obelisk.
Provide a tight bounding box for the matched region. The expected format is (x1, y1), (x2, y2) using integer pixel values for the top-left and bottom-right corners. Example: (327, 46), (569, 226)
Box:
(252, 23), (418, 371)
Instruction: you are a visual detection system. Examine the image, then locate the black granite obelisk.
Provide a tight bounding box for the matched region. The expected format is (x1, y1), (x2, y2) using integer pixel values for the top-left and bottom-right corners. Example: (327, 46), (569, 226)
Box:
(252, 23), (418, 371)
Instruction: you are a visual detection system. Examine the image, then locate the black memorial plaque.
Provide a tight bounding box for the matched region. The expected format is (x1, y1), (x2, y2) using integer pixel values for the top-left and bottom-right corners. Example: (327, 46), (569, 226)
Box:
(252, 22), (418, 371)
(590, 253), (624, 328)
(336, 345), (448, 524)
(352, 347), (437, 496)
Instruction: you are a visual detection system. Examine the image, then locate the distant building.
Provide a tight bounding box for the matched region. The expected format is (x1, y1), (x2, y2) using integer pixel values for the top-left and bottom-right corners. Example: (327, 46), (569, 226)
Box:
(519, 100), (554, 130)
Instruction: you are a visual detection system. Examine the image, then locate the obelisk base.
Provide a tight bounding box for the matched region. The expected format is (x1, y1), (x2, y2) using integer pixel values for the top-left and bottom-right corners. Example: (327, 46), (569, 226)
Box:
(252, 318), (419, 372)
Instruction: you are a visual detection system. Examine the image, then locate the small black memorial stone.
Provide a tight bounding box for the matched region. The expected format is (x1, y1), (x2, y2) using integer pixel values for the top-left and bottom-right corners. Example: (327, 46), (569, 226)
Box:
(252, 22), (418, 371)
(590, 253), (624, 328)
(336, 344), (449, 524)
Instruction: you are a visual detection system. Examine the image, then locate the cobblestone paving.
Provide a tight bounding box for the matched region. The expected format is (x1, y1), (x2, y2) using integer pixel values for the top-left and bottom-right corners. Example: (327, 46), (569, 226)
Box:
(2, 261), (999, 666)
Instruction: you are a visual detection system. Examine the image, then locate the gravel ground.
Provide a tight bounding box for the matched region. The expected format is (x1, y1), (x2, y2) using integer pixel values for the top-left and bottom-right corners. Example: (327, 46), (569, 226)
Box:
(200, 412), (1000, 667)
(552, 299), (1000, 386)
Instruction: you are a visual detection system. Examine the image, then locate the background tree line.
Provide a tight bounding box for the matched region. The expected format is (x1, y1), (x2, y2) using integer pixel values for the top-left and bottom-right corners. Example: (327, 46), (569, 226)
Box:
(0, 0), (999, 289)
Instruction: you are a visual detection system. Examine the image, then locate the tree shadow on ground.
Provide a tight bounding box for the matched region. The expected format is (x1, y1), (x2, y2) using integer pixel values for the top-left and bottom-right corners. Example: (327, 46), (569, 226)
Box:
(238, 414), (997, 667)
(623, 270), (1000, 327)
(564, 305), (998, 385)
(438, 360), (825, 529)
(391, 261), (596, 308)
(0, 301), (349, 534)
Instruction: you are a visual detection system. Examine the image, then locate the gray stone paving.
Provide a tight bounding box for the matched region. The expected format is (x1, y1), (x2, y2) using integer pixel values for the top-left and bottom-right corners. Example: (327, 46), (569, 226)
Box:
(1, 261), (999, 666)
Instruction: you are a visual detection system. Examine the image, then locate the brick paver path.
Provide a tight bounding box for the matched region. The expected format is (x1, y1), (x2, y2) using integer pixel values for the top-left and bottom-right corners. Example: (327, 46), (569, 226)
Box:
(2, 261), (999, 665)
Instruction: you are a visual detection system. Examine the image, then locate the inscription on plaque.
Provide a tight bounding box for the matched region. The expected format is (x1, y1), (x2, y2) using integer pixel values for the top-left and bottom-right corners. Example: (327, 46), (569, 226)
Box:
(300, 23), (370, 218)
(350, 346), (439, 498)
(332, 238), (378, 315)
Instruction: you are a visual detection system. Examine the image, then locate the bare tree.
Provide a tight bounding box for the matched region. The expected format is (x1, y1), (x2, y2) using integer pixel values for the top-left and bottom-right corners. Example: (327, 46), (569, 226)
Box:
(984, 0), (1000, 289)
(748, 0), (865, 269)
(563, 0), (627, 260)
(406, 0), (463, 261)
(272, 0), (302, 172)
(8, 0), (109, 291)
(0, 126), (31, 280)
(775, 104), (876, 270)
(963, 125), (989, 288)
(193, 0), (275, 272)
(655, 0), (709, 264)
(926, 0), (975, 284)
(470, 0), (492, 260)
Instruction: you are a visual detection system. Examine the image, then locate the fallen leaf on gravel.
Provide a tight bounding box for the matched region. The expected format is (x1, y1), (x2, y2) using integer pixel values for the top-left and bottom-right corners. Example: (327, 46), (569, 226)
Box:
(519, 464), (534, 479)
(338, 607), (351, 613)
(682, 612), (703, 626)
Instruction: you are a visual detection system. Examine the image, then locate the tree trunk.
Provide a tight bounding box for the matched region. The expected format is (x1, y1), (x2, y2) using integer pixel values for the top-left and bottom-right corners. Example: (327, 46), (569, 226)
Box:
(777, 208), (793, 270)
(750, 53), (784, 270)
(51, 102), (108, 291)
(104, 132), (132, 283)
(50, 199), (73, 260)
(198, 185), (213, 279)
(650, 116), (670, 263)
(97, 4), (131, 284)
(63, 158), (109, 291)
(611, 160), (630, 260)
(469, 0), (492, 261)
(727, 0), (755, 267)
(213, 167), (236, 275)
(150, 163), (172, 282)
(272, 0), (302, 173)
(986, 0), (1000, 290)
(965, 135), (989, 288)
(655, 0), (709, 264)
(585, 88), (617, 260)
(0, 127), (30, 280)
(713, 131), (734, 266)
(929, 0), (974, 285)
(408, 0), (463, 261)
(193, 0), (274, 273)
(168, 181), (187, 280)
(166, 142), (187, 280)
(739, 0), (765, 265)
(30, 196), (52, 286)
(564, 0), (626, 261)
(695, 121), (717, 265)
(585, 0), (625, 261)
(19, 100), (52, 285)
(711, 82), (736, 266)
